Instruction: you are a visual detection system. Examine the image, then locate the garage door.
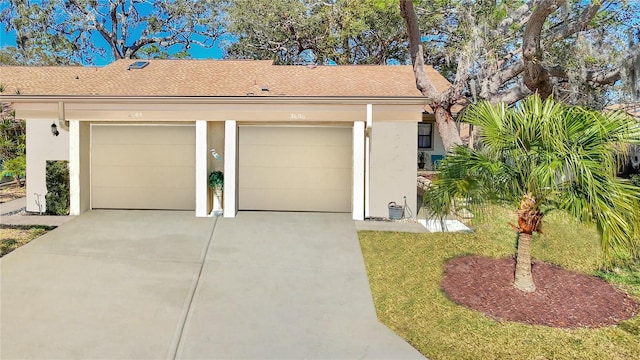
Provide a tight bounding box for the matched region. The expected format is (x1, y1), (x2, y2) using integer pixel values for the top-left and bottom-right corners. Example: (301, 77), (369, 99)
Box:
(239, 126), (352, 212)
(91, 125), (195, 210)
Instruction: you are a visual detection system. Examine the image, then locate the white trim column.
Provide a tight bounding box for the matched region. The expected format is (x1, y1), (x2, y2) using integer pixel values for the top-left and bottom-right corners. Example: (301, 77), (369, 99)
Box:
(224, 120), (237, 218)
(365, 104), (372, 218)
(195, 120), (208, 217)
(352, 121), (365, 220)
(69, 120), (80, 216)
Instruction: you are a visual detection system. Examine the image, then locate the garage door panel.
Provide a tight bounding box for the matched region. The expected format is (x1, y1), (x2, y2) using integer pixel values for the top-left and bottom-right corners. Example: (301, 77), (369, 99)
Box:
(240, 188), (350, 212)
(239, 167), (350, 190)
(92, 186), (195, 210)
(239, 126), (352, 212)
(92, 126), (194, 145)
(91, 125), (195, 210)
(91, 145), (195, 167)
(239, 127), (351, 146)
(92, 165), (194, 188)
(240, 145), (351, 168)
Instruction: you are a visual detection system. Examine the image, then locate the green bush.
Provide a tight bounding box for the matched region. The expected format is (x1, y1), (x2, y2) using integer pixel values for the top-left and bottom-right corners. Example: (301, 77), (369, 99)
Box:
(45, 160), (69, 215)
(208, 171), (224, 190)
(0, 154), (25, 186)
(631, 174), (640, 187)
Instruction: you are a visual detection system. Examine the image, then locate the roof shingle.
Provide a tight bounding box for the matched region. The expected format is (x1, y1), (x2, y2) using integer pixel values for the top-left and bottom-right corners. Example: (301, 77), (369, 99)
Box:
(0, 59), (450, 98)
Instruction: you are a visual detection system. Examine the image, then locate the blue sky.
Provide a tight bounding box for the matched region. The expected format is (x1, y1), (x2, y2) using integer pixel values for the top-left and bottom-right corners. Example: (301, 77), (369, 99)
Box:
(0, 26), (227, 66)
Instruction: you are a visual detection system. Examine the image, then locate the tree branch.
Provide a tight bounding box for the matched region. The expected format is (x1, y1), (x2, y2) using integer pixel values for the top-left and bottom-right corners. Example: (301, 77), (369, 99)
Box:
(399, 0), (439, 98)
(496, 1), (540, 34)
(68, 0), (121, 59)
(444, 49), (472, 105)
(489, 85), (532, 105)
(547, 42), (640, 86)
(479, 62), (525, 100)
(548, 2), (601, 43)
(522, 0), (564, 99)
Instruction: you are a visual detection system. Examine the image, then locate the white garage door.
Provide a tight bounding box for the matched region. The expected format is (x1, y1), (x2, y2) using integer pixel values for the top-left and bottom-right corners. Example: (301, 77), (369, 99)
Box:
(239, 126), (352, 212)
(91, 125), (195, 210)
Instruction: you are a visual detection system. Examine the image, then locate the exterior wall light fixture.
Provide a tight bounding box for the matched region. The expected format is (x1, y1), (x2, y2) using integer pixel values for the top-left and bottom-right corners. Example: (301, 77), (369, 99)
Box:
(51, 122), (59, 136)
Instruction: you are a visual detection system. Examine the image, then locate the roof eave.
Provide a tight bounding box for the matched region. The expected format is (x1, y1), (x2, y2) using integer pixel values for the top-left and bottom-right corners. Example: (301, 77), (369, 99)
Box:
(0, 95), (431, 105)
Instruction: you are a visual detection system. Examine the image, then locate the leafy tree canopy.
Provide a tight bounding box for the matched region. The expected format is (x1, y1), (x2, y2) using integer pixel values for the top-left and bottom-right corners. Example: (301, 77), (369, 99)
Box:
(224, 0), (409, 65)
(398, 0), (640, 151)
(1, 0), (224, 64)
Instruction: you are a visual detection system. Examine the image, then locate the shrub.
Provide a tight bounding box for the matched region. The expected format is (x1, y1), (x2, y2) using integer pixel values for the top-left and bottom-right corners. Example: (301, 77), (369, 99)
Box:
(45, 160), (69, 215)
(208, 171), (224, 190)
(0, 154), (25, 187)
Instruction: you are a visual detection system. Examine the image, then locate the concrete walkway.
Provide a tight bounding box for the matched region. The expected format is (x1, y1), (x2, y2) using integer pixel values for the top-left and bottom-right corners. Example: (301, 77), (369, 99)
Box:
(355, 219), (429, 233)
(0, 196), (26, 215)
(1, 210), (424, 359)
(0, 197), (75, 226)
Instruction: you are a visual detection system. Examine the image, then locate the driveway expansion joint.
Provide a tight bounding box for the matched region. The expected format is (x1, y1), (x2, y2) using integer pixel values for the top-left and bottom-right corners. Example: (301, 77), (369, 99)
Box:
(168, 218), (218, 360)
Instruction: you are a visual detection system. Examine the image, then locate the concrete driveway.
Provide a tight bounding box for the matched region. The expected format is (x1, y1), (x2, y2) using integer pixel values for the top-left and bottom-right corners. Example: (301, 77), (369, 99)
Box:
(1, 210), (423, 359)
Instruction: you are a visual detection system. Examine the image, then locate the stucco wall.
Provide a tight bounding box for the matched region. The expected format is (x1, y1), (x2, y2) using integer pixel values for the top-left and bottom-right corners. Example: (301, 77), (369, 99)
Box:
(207, 121), (225, 213)
(26, 120), (70, 213)
(207, 122), (225, 173)
(369, 121), (417, 218)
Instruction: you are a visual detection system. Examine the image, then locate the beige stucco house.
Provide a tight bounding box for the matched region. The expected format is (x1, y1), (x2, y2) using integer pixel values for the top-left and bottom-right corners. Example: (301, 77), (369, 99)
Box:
(0, 59), (450, 219)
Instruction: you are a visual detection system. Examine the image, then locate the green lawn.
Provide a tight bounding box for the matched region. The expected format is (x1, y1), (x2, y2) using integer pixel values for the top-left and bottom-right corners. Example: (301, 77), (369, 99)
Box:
(0, 225), (52, 257)
(358, 205), (640, 360)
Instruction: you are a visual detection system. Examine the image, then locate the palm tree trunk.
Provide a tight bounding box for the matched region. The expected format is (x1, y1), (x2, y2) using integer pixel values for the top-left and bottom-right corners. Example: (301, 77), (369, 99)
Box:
(514, 232), (536, 292)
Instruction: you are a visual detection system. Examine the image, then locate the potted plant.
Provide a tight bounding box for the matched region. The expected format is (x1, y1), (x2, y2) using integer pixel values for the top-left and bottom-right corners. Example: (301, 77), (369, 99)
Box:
(418, 152), (426, 169)
(208, 170), (224, 216)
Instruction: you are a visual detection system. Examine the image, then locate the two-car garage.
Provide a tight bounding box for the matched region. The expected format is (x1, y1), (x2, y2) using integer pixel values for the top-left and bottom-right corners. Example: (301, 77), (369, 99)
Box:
(89, 124), (352, 213)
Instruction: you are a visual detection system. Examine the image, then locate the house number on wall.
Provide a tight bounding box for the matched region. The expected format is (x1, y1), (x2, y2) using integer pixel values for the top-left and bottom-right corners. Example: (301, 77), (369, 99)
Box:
(129, 112), (143, 118)
(290, 113), (306, 120)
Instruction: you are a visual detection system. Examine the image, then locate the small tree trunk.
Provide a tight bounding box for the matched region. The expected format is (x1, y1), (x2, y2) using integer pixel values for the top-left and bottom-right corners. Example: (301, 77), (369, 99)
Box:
(433, 104), (463, 153)
(514, 232), (536, 292)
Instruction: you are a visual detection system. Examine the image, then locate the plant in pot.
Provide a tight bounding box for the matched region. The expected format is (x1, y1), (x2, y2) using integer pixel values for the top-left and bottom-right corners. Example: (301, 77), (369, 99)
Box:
(418, 152), (426, 169)
(208, 170), (224, 216)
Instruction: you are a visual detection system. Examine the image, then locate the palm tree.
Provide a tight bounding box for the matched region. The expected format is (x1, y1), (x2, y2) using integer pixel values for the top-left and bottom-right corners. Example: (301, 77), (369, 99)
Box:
(423, 95), (640, 292)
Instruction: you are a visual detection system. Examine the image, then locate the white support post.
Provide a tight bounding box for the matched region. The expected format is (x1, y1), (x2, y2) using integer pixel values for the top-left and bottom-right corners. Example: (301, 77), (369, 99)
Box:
(365, 104), (372, 218)
(223, 120), (237, 218)
(352, 121), (365, 220)
(195, 120), (208, 217)
(68, 120), (80, 216)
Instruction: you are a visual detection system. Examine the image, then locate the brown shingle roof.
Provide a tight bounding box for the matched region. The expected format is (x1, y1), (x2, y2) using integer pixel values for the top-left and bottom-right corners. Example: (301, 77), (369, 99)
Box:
(0, 59), (450, 97)
(607, 103), (640, 119)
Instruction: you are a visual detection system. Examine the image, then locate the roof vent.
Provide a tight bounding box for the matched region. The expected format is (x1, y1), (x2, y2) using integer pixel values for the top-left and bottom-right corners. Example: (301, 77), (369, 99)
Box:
(128, 61), (149, 70)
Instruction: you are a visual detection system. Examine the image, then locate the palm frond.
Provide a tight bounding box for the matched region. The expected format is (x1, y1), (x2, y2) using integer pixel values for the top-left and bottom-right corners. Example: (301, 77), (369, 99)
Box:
(424, 94), (640, 265)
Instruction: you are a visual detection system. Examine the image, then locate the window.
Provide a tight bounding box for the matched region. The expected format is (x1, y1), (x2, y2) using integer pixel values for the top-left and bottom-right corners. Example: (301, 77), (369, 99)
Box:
(128, 61), (149, 70)
(418, 123), (433, 149)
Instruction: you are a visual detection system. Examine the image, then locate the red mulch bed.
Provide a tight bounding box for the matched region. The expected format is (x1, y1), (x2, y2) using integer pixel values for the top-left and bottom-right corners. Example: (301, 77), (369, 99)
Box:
(441, 255), (639, 328)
